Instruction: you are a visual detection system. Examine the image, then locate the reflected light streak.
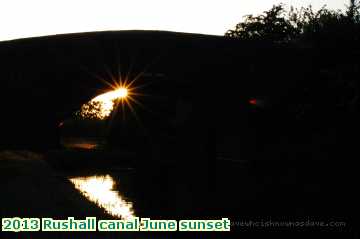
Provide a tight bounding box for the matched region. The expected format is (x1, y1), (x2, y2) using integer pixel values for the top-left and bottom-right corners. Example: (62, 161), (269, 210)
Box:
(69, 175), (135, 220)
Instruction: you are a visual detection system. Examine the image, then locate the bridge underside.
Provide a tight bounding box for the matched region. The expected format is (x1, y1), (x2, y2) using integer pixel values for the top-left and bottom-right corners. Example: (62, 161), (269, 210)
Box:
(0, 31), (355, 161)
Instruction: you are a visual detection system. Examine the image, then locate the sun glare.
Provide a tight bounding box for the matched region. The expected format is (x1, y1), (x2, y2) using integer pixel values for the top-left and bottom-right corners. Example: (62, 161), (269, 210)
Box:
(93, 87), (128, 102)
(76, 65), (147, 121)
(78, 87), (130, 120)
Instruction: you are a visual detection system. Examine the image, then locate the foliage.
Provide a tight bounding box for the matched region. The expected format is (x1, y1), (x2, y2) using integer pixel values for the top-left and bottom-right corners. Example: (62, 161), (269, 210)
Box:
(225, 1), (360, 122)
(347, 0), (360, 21)
(225, 4), (300, 43)
(75, 100), (105, 120)
(225, 1), (360, 45)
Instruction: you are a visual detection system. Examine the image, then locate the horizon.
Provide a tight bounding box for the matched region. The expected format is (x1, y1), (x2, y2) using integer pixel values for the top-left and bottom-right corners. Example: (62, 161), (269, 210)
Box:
(0, 0), (348, 42)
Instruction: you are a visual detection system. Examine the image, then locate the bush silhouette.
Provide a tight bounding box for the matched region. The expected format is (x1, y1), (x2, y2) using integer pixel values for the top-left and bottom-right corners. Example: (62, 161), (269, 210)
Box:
(226, 1), (360, 47)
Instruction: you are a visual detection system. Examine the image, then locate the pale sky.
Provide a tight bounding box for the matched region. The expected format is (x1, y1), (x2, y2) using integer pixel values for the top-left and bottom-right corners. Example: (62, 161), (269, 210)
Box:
(0, 0), (349, 41)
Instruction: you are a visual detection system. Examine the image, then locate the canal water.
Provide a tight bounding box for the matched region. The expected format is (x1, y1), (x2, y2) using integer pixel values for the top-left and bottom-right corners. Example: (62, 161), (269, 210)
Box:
(50, 136), (357, 237)
(55, 136), (223, 221)
(69, 174), (135, 220)
(62, 161), (208, 221)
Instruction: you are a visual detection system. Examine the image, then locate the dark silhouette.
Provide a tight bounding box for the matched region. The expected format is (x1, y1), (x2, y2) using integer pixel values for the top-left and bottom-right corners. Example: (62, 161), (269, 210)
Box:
(0, 2), (359, 238)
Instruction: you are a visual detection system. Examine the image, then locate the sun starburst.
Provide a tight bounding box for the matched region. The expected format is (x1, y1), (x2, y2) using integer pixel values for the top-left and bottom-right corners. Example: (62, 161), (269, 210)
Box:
(77, 71), (147, 120)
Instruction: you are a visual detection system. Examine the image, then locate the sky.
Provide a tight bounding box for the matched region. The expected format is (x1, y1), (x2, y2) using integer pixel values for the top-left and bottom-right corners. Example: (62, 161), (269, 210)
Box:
(0, 0), (349, 41)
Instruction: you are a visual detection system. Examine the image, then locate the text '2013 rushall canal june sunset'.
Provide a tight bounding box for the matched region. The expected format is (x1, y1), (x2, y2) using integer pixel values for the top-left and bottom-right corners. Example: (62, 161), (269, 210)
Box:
(2, 217), (231, 232)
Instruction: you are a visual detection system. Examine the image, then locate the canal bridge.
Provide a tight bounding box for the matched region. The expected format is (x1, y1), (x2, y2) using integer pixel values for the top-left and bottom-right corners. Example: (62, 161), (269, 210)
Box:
(0, 30), (358, 220)
(0, 30), (310, 151)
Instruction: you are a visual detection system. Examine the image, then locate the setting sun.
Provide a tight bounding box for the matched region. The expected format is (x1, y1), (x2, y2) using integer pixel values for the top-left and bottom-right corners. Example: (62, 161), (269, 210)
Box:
(115, 88), (128, 98)
(93, 87), (128, 102)
(77, 74), (144, 121)
(79, 87), (129, 120)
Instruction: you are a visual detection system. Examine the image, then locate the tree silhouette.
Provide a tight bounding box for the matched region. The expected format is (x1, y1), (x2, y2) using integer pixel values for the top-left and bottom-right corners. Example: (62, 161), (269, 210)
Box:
(226, 2), (360, 46)
(75, 100), (106, 120)
(225, 4), (299, 43)
(226, 2), (360, 115)
(347, 0), (360, 21)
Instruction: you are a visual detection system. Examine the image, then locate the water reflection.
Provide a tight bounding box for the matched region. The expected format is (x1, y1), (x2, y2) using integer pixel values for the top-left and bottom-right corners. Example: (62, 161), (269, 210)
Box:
(69, 175), (134, 220)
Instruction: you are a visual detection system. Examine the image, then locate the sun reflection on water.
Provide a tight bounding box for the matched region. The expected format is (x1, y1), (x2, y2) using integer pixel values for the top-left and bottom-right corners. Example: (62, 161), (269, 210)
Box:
(69, 175), (135, 220)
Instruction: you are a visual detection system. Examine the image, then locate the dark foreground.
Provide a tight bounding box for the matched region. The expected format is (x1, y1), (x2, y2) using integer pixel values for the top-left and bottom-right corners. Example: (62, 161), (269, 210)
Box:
(0, 150), (358, 238)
